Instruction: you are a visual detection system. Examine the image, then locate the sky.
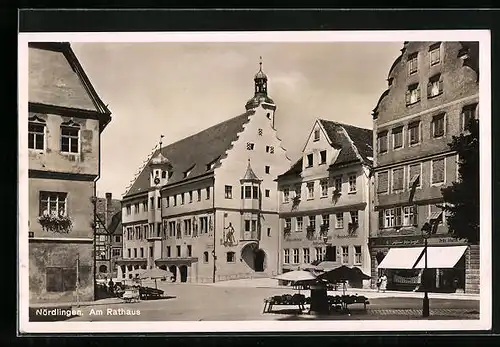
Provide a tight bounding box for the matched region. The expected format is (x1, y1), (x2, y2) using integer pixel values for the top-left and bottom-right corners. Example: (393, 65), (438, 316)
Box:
(71, 41), (403, 199)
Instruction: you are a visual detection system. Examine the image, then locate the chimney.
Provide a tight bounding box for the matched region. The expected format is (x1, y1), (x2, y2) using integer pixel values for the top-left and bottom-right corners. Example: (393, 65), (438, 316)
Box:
(105, 193), (112, 226)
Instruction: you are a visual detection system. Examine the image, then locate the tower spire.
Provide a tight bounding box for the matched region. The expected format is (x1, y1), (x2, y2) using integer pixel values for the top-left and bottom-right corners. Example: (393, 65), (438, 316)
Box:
(159, 134), (164, 151)
(259, 56), (262, 71)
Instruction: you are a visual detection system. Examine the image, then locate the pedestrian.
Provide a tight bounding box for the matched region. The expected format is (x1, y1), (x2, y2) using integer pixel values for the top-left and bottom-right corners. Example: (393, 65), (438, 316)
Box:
(376, 276), (382, 292)
(379, 273), (388, 293)
(108, 278), (114, 295)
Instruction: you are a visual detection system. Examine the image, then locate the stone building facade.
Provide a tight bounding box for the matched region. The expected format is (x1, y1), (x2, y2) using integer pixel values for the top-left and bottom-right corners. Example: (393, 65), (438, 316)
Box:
(117, 62), (291, 283)
(28, 42), (112, 303)
(370, 41), (479, 293)
(277, 119), (373, 287)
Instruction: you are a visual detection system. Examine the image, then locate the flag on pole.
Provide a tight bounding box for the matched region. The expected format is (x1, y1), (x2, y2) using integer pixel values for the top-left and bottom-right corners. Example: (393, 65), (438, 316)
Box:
(408, 174), (420, 203)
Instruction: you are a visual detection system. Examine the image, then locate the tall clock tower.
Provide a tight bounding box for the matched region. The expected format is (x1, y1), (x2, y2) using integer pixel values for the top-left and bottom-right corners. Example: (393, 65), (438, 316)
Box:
(146, 136), (171, 269)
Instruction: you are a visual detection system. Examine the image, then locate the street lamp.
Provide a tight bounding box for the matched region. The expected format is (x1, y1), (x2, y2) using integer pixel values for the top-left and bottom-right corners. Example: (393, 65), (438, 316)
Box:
(420, 222), (432, 318)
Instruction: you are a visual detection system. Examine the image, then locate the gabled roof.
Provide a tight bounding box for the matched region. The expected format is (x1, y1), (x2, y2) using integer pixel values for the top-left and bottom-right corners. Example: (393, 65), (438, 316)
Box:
(319, 119), (373, 167)
(29, 42), (110, 113)
(277, 119), (373, 179)
(276, 158), (303, 180)
(124, 110), (254, 198)
(28, 42), (111, 130)
(95, 197), (122, 235)
(108, 211), (122, 235)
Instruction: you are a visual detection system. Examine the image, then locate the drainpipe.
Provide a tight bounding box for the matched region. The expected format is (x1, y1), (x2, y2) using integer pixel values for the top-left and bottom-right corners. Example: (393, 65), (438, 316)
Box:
(212, 177), (217, 283)
(92, 189), (97, 299)
(366, 165), (373, 288)
(276, 183), (281, 275)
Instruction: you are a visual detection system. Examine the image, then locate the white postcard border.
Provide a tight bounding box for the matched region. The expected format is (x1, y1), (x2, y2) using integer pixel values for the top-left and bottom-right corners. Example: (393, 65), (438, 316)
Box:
(18, 30), (491, 334)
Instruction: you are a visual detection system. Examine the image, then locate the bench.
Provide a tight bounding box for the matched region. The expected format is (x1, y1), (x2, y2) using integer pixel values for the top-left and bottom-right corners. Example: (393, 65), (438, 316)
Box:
(263, 294), (308, 313)
(328, 295), (370, 312)
(139, 286), (164, 300)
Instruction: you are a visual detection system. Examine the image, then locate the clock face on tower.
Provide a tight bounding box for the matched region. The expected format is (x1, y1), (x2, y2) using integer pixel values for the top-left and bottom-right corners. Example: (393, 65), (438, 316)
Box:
(154, 177), (160, 185)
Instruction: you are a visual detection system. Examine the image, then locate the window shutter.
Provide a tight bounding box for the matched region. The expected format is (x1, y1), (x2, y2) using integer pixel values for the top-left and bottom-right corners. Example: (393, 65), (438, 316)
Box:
(413, 205), (418, 226)
(416, 86), (421, 101)
(439, 79), (444, 93)
(378, 210), (384, 229)
(405, 90), (411, 105)
(241, 186), (244, 199)
(427, 81), (432, 97)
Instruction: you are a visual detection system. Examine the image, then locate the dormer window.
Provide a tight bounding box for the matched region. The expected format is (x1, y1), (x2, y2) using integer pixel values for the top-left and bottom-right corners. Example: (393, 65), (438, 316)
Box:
(60, 120), (80, 153)
(313, 129), (320, 141)
(206, 160), (217, 171)
(185, 165), (195, 177)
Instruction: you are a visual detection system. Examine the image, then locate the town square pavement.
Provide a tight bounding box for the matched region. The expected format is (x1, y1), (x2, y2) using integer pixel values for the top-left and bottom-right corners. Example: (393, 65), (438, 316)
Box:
(59, 279), (480, 322)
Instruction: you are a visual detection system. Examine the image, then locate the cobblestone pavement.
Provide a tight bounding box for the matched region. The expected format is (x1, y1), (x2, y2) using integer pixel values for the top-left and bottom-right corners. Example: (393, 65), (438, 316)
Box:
(367, 308), (479, 317)
(56, 283), (480, 322)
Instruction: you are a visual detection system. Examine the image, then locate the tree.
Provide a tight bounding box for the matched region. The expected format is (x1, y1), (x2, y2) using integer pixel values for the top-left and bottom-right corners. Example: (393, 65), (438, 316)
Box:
(441, 118), (479, 244)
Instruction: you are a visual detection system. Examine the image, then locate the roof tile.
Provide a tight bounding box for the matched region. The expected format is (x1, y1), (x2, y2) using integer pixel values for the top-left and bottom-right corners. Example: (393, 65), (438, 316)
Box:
(124, 111), (254, 197)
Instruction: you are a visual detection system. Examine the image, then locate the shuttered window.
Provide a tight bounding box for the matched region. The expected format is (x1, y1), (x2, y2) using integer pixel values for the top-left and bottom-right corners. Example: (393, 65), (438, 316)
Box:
(408, 164), (421, 188)
(377, 171), (389, 193)
(432, 158), (445, 184)
(392, 168), (404, 191)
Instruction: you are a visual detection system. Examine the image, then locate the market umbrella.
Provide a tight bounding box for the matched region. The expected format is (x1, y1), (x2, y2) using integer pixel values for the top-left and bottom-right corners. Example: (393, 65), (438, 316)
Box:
(139, 267), (174, 289)
(317, 265), (372, 295)
(273, 270), (318, 294)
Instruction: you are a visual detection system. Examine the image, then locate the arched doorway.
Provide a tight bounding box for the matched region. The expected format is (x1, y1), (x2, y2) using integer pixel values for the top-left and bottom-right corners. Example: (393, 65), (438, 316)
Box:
(169, 265), (177, 282)
(254, 249), (266, 272)
(179, 265), (188, 283)
(99, 265), (107, 273)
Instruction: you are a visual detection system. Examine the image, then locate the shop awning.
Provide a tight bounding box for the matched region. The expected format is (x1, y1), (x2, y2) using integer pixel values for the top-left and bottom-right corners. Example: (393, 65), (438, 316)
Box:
(413, 245), (468, 269)
(377, 247), (424, 269)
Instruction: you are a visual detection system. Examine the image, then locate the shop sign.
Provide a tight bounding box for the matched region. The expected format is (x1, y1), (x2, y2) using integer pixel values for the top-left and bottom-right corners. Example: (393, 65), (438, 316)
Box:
(370, 235), (465, 247)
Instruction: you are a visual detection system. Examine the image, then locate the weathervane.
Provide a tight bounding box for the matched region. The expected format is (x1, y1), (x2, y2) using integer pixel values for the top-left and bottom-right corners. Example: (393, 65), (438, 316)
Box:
(259, 56), (262, 71)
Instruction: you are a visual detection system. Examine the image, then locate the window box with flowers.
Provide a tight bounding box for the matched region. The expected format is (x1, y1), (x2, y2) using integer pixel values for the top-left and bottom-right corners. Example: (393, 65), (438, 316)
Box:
(38, 211), (73, 233)
(319, 224), (329, 237)
(347, 222), (359, 235)
(332, 189), (342, 205)
(283, 226), (291, 238)
(306, 225), (315, 240)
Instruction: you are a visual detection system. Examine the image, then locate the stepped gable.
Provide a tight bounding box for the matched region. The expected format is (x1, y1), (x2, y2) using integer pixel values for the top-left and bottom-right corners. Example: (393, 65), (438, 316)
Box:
(124, 110), (254, 197)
